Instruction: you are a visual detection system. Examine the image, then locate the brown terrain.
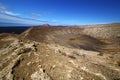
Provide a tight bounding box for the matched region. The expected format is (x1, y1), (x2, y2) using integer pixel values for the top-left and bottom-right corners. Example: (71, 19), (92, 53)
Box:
(0, 23), (120, 80)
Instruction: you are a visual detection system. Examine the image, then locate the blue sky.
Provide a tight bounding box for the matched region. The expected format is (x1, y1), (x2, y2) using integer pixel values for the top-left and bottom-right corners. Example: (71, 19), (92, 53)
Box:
(0, 0), (120, 25)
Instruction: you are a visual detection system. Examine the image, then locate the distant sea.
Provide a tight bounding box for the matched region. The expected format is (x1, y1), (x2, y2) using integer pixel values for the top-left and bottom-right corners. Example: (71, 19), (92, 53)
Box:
(0, 27), (30, 34)
(0, 22), (31, 34)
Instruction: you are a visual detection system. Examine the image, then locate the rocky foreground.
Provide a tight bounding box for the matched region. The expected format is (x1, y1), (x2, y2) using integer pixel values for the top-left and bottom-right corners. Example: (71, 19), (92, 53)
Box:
(0, 23), (120, 80)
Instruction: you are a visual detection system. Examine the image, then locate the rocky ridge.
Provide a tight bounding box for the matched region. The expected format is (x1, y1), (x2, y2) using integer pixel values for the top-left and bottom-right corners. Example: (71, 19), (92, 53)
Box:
(0, 23), (120, 80)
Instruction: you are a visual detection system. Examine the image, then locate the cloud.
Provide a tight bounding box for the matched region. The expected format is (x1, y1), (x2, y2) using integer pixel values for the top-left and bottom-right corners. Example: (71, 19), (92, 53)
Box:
(0, 2), (20, 16)
(0, 13), (46, 25)
(0, 2), (48, 25)
(0, 12), (62, 25)
(0, 3), (8, 11)
(4, 11), (20, 16)
(0, 2), (61, 25)
(31, 13), (42, 18)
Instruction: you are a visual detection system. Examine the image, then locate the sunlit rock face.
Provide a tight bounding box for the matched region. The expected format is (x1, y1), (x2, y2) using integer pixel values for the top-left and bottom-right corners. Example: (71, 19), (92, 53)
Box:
(0, 23), (120, 80)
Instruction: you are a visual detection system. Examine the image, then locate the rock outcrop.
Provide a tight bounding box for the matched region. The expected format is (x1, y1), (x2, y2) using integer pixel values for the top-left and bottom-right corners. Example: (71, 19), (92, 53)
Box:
(0, 23), (120, 80)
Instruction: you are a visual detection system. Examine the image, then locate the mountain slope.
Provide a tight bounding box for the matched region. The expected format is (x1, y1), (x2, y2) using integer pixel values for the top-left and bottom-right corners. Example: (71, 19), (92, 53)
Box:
(0, 23), (120, 80)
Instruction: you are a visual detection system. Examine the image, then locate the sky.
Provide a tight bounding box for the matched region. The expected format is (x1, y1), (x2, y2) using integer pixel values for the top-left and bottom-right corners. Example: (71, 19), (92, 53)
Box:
(0, 0), (120, 26)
